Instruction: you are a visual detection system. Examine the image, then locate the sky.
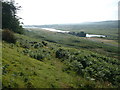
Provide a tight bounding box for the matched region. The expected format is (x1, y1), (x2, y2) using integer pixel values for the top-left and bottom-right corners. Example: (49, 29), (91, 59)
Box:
(13, 0), (119, 25)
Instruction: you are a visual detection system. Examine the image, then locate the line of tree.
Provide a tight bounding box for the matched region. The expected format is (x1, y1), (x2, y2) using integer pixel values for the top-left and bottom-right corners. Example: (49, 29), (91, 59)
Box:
(69, 31), (86, 37)
(2, 0), (24, 34)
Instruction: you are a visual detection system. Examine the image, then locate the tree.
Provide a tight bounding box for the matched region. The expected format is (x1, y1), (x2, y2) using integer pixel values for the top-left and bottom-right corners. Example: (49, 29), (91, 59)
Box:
(76, 31), (86, 37)
(68, 31), (86, 37)
(2, 0), (24, 34)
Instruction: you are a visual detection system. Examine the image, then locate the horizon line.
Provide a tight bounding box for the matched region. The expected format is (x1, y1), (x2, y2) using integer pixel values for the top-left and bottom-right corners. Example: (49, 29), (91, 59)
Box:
(23, 19), (118, 26)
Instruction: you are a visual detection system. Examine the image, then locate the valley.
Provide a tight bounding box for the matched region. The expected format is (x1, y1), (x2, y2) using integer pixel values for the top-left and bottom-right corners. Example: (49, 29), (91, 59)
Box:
(2, 20), (120, 88)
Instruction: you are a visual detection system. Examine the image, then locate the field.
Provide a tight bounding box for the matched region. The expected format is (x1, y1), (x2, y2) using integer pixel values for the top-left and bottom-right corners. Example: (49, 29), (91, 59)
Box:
(2, 21), (120, 88)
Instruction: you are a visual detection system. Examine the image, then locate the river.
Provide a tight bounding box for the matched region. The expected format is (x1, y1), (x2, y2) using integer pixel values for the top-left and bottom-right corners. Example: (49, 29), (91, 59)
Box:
(41, 28), (70, 33)
(25, 27), (106, 37)
(86, 34), (106, 38)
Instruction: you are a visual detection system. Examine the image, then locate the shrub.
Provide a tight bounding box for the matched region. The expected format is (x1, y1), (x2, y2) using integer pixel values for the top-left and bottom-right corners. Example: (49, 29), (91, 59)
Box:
(2, 30), (16, 43)
(42, 41), (47, 46)
(69, 31), (86, 37)
(56, 48), (70, 59)
(36, 53), (44, 61)
(34, 43), (43, 48)
(76, 31), (86, 37)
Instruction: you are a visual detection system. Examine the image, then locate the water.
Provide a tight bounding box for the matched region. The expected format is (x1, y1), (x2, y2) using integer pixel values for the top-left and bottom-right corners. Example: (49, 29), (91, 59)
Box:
(86, 34), (106, 37)
(41, 28), (70, 33)
(41, 28), (106, 37)
(24, 26), (106, 37)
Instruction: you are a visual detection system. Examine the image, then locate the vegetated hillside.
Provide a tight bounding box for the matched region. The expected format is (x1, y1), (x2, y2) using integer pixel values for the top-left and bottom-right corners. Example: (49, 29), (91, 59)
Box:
(25, 20), (118, 30)
(25, 28), (118, 58)
(2, 30), (120, 88)
(24, 20), (118, 40)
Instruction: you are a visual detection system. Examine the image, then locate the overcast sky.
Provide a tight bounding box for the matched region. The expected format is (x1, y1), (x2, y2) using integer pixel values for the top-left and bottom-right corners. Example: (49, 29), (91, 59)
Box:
(14, 0), (119, 25)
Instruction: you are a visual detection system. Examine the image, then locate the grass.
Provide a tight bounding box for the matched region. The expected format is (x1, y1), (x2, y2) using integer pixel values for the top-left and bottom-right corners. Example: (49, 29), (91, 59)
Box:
(36, 21), (118, 40)
(25, 28), (118, 58)
(2, 42), (76, 88)
(2, 26), (119, 88)
(2, 33), (119, 88)
(84, 37), (118, 46)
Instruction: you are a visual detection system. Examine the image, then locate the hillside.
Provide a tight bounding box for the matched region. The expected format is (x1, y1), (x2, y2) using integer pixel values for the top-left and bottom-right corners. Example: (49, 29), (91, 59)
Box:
(24, 20), (118, 29)
(2, 29), (120, 88)
(2, 0), (119, 88)
(25, 28), (118, 58)
(24, 20), (118, 40)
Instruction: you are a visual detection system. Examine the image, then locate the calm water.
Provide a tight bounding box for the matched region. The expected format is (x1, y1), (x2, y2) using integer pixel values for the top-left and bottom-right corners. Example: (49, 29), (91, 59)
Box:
(86, 34), (106, 37)
(41, 28), (70, 33)
(25, 27), (106, 37)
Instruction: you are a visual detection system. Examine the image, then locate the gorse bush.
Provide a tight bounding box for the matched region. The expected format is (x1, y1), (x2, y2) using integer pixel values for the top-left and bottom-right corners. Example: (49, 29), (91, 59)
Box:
(56, 48), (70, 59)
(55, 48), (120, 86)
(19, 39), (51, 61)
(2, 30), (16, 43)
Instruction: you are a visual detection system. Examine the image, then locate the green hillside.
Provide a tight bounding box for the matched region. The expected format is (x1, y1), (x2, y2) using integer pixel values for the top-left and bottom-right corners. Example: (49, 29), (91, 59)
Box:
(25, 28), (118, 58)
(2, 0), (119, 88)
(26, 20), (118, 40)
(2, 30), (120, 88)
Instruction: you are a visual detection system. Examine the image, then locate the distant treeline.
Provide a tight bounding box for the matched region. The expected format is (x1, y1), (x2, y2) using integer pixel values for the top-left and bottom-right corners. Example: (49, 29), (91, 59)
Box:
(69, 31), (86, 37)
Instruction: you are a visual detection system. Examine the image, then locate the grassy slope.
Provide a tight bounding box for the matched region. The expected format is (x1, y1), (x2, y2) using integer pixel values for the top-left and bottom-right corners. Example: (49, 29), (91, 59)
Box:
(25, 28), (118, 58)
(2, 42), (77, 88)
(33, 20), (118, 40)
(2, 20), (119, 88)
(2, 33), (118, 88)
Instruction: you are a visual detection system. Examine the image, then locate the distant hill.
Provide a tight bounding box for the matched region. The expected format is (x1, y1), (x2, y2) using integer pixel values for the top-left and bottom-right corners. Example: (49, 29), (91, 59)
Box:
(24, 20), (118, 30)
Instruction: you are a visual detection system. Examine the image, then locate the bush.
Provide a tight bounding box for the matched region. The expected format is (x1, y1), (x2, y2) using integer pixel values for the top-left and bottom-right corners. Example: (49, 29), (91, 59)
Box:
(76, 31), (86, 37)
(2, 30), (16, 43)
(56, 48), (71, 59)
(42, 41), (47, 46)
(69, 31), (86, 37)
